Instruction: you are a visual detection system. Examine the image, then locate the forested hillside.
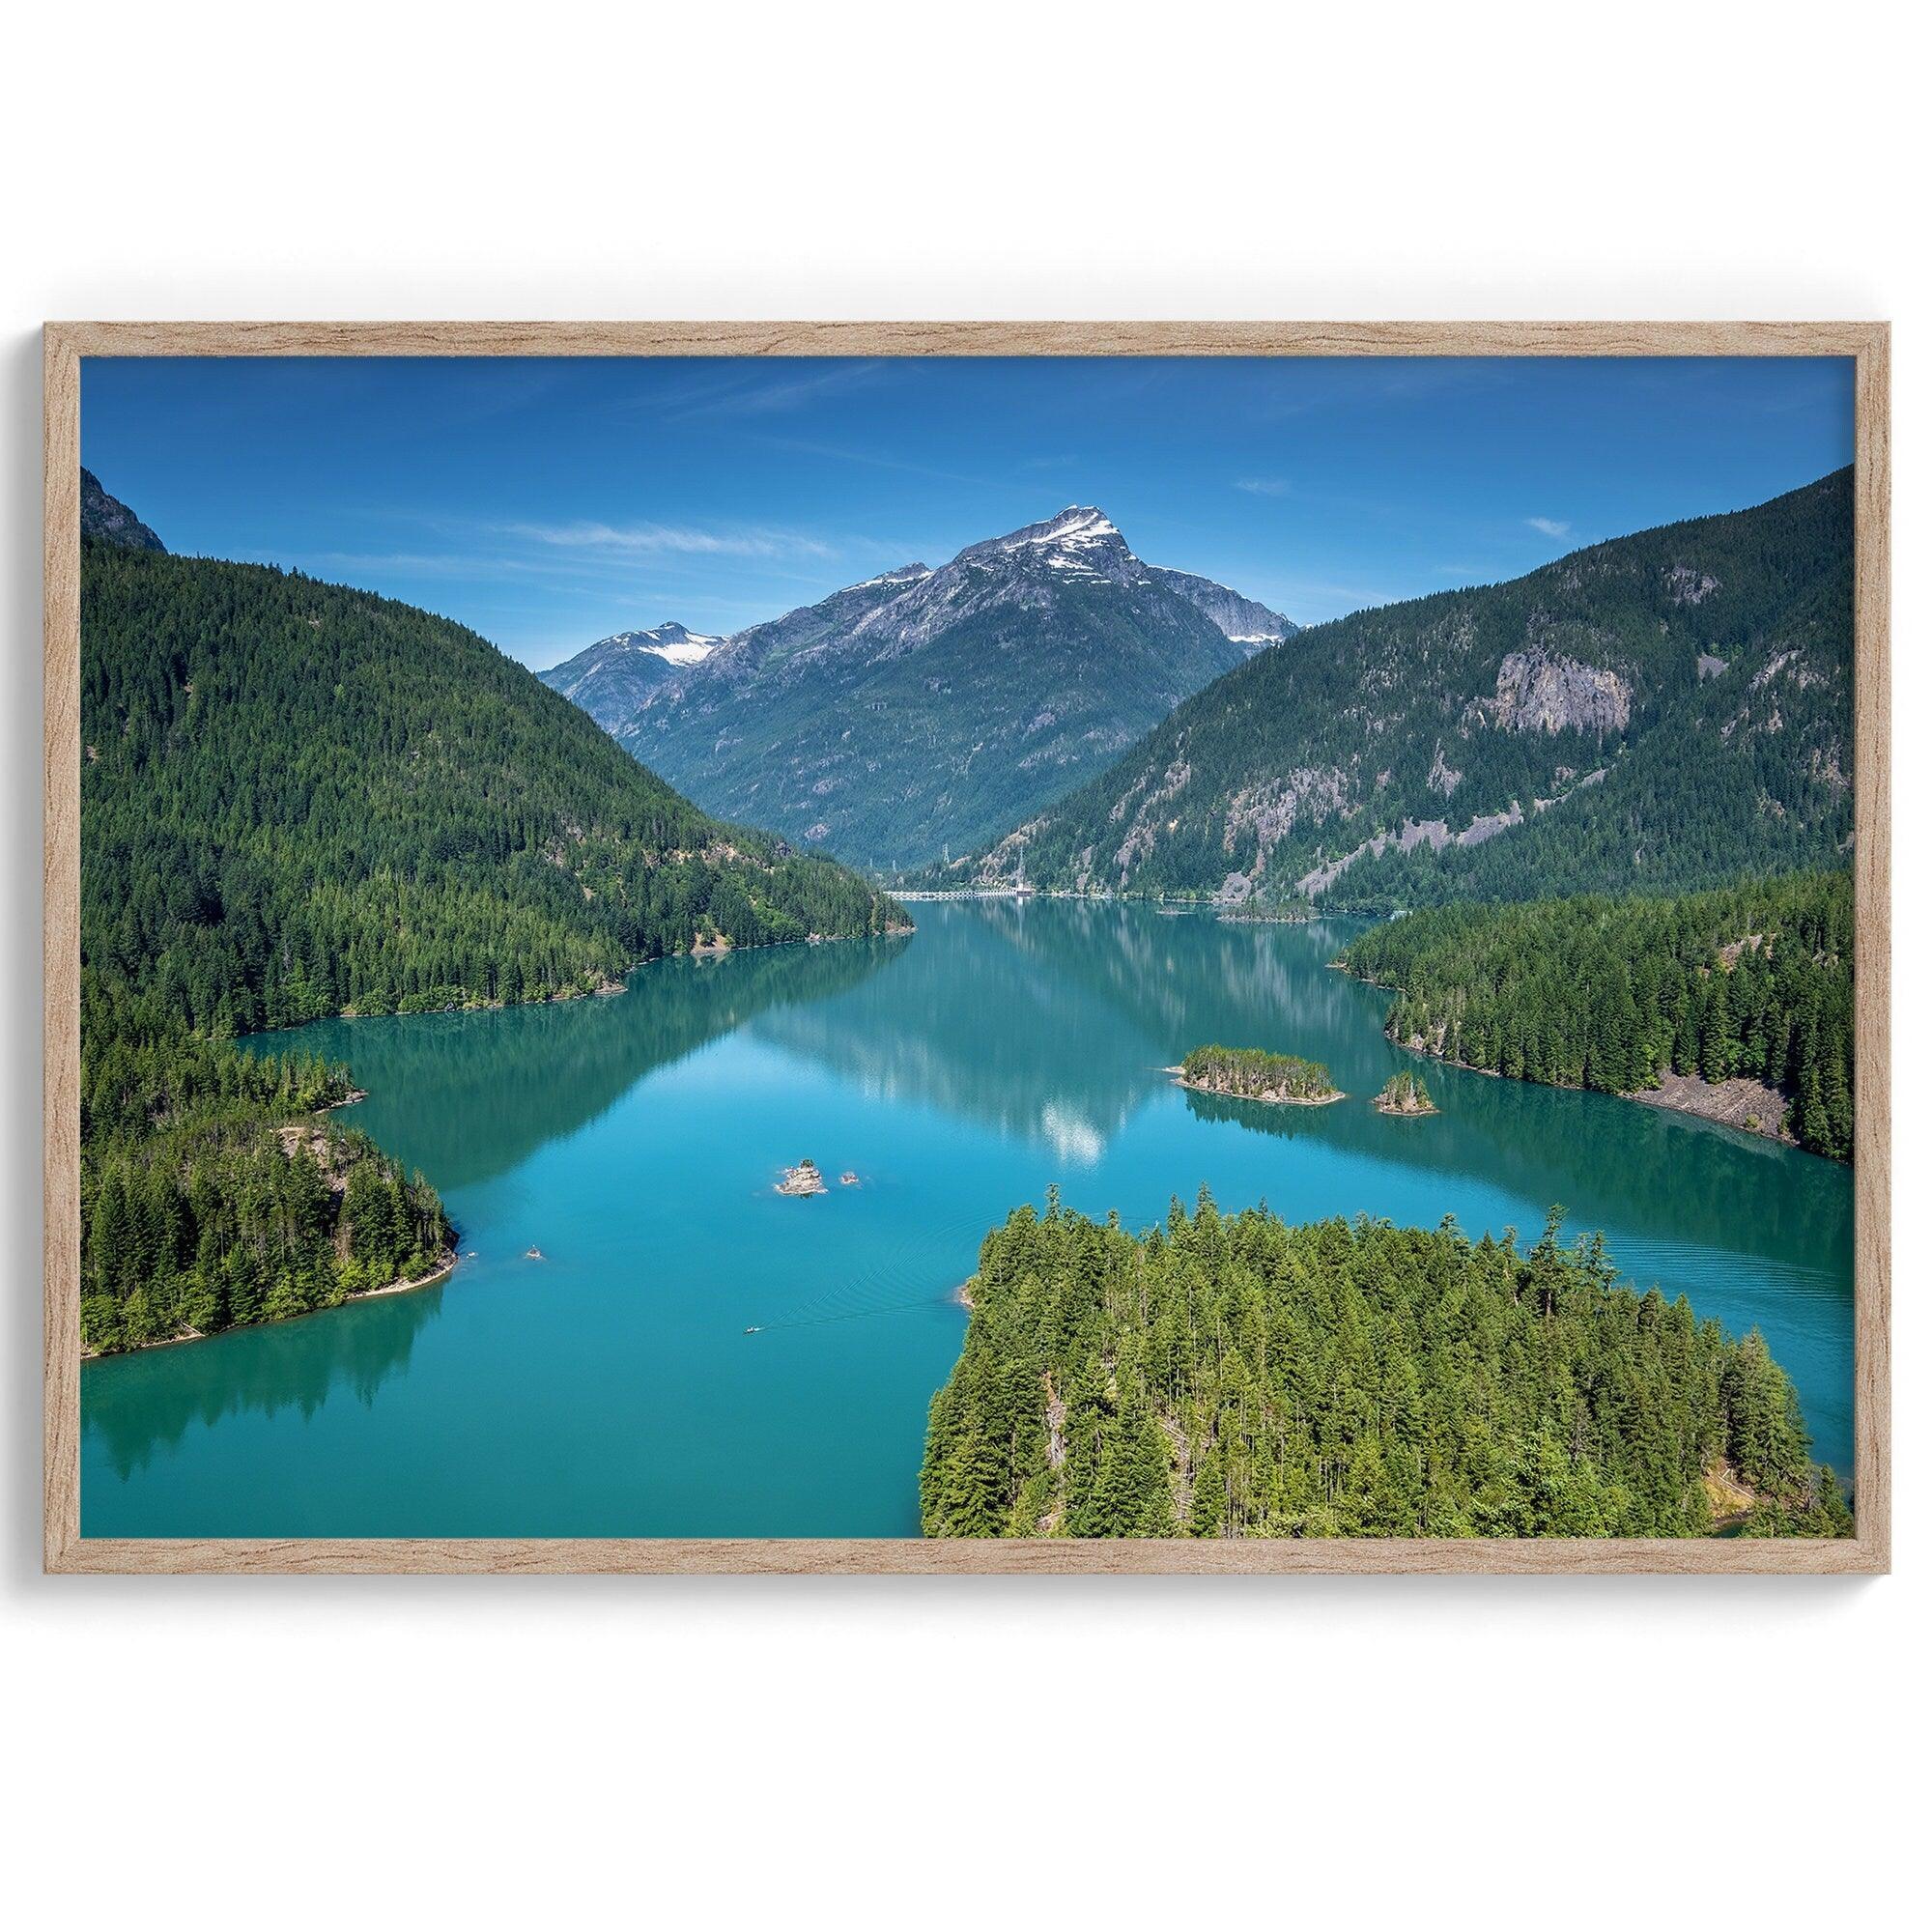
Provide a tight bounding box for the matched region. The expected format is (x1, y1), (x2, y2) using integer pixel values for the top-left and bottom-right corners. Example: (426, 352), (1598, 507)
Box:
(1339, 870), (1852, 1157)
(79, 537), (903, 1351)
(84, 544), (903, 1028)
(922, 1194), (1850, 1538)
(81, 972), (450, 1353)
(934, 469), (1853, 907)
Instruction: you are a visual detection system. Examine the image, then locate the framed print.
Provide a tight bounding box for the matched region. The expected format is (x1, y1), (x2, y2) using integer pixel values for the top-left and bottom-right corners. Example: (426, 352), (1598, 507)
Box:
(43, 321), (1889, 1573)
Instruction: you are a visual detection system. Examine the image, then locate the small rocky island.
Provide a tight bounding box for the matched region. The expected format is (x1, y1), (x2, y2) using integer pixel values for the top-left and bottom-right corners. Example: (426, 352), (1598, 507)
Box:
(777, 1158), (829, 1197)
(1173, 1044), (1343, 1106)
(1374, 1071), (1437, 1117)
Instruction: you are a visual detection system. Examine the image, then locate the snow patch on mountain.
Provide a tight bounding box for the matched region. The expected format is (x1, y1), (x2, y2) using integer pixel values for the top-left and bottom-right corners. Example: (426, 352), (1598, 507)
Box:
(606, 622), (724, 667)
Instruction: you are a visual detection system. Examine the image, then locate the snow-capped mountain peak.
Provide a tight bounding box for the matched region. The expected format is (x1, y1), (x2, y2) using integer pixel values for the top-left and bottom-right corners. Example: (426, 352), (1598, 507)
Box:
(952, 505), (1143, 586)
(611, 621), (724, 668)
(538, 620), (725, 729)
(1007, 505), (1122, 552)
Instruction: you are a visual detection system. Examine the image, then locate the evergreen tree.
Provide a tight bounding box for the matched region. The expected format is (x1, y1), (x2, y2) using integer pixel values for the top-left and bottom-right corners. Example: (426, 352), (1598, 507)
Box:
(1340, 871), (1853, 1158)
(922, 1199), (1849, 1541)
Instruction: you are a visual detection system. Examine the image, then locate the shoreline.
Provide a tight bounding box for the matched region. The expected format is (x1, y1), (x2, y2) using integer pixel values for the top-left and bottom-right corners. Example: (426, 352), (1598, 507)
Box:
(242, 923), (915, 1036)
(100, 920), (905, 1360)
(1170, 1070), (1346, 1108)
(350, 1249), (461, 1301)
(1626, 1072), (1800, 1149)
(82, 1247), (461, 1363)
(1382, 1036), (1814, 1151)
(1336, 962), (1825, 1156)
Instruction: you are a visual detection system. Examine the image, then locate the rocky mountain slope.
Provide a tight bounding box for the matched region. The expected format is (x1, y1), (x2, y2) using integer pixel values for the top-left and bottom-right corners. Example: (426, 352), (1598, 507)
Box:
(610, 509), (1292, 869)
(935, 469), (1853, 908)
(81, 467), (165, 551)
(538, 621), (724, 731)
(1148, 566), (1293, 644)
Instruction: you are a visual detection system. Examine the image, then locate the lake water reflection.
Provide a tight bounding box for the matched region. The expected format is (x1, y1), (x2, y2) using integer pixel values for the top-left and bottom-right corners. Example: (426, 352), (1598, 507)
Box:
(82, 901), (1854, 1536)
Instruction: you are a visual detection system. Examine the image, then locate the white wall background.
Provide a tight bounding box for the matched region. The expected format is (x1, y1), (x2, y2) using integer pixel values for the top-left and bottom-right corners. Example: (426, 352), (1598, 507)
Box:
(2, 5), (1920, 1923)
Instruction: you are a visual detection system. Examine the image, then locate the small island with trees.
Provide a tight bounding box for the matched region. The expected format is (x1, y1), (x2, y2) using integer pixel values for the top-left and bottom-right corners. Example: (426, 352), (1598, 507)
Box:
(1216, 898), (1315, 925)
(1374, 1071), (1437, 1117)
(1174, 1044), (1343, 1106)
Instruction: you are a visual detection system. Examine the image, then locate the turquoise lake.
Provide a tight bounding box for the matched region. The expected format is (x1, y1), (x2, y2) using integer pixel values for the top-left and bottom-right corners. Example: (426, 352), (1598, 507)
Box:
(80, 900), (1856, 1536)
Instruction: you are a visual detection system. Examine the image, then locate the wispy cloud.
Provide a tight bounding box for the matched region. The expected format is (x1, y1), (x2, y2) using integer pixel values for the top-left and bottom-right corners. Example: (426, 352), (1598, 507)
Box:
(753, 433), (989, 489)
(498, 519), (838, 560)
(1235, 476), (1290, 497)
(653, 360), (889, 425)
(1526, 516), (1572, 539)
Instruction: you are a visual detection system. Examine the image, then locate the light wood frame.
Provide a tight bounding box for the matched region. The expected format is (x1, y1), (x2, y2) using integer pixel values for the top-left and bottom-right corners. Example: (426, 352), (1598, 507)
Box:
(43, 321), (1891, 1575)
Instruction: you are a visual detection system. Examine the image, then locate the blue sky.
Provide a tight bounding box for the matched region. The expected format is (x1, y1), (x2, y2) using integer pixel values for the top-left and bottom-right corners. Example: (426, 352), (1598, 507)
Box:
(81, 355), (1854, 668)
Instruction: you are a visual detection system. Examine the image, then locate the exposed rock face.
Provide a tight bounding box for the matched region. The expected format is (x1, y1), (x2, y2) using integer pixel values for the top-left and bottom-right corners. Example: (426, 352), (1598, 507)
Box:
(1628, 1070), (1791, 1144)
(80, 469), (164, 552)
(1457, 803), (1524, 847)
(1295, 804), (1525, 895)
(1396, 818), (1452, 853)
(1808, 744), (1849, 795)
(1112, 755), (1195, 874)
(1148, 567), (1296, 647)
(1666, 564), (1720, 606)
(1477, 645), (1632, 736)
(1219, 768), (1350, 878)
(777, 1158), (828, 1198)
(1751, 647), (1822, 692)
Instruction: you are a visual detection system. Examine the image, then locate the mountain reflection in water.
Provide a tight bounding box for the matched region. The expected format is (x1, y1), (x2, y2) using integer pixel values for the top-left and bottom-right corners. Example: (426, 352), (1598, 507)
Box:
(83, 900), (1853, 1533)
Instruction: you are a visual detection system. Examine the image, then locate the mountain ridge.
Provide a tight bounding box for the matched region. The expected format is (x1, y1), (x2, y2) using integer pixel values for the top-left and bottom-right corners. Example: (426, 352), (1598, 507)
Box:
(539, 620), (726, 730)
(932, 469), (1853, 907)
(81, 467), (165, 552)
(603, 505), (1294, 869)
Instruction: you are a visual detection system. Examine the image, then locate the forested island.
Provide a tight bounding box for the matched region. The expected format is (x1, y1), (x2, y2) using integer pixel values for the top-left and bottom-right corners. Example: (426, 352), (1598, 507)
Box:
(1337, 871), (1852, 1158)
(79, 538), (903, 1354)
(922, 1193), (1850, 1539)
(1217, 902), (1315, 925)
(1375, 1072), (1436, 1116)
(1176, 1045), (1342, 1105)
